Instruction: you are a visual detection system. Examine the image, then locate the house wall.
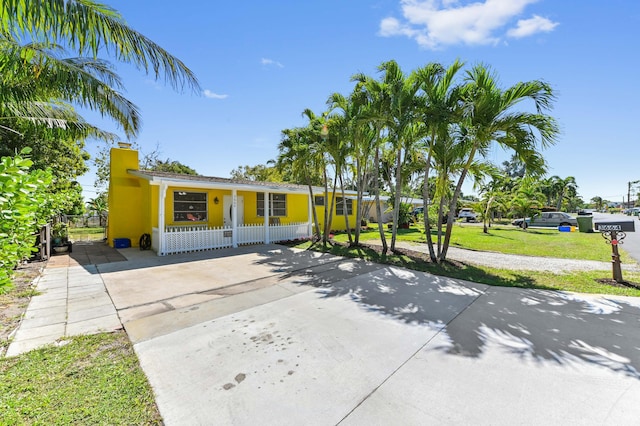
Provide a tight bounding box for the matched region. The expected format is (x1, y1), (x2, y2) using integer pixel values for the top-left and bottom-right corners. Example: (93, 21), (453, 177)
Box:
(107, 147), (144, 247)
(314, 198), (359, 231)
(164, 187), (229, 227)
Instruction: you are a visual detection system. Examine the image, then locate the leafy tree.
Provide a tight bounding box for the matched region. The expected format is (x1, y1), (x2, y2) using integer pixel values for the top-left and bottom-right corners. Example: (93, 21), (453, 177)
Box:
(0, 120), (89, 214)
(0, 150), (54, 288)
(230, 164), (282, 182)
(93, 141), (198, 192)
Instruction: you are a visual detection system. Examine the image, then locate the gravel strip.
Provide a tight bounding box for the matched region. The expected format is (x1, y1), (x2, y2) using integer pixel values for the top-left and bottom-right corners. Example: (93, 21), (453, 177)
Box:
(387, 241), (640, 273)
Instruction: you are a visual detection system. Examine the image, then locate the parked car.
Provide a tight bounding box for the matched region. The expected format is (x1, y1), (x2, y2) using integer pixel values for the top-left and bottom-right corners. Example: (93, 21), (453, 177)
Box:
(577, 209), (594, 215)
(457, 208), (478, 222)
(511, 212), (578, 228)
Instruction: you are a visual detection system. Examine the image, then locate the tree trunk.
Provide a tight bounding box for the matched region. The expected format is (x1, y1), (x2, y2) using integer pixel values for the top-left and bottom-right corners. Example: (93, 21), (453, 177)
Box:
(390, 148), (403, 252)
(339, 172), (353, 244)
(306, 178), (321, 241)
(439, 145), (478, 262)
(322, 169), (330, 247)
(374, 147), (387, 254)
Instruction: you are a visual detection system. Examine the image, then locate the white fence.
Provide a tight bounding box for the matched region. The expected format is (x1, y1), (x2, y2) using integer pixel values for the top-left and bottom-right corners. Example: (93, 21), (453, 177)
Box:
(155, 222), (310, 255)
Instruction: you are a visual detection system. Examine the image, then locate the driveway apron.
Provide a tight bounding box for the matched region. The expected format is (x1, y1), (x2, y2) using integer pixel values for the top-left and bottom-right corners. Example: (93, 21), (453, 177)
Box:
(97, 245), (640, 425)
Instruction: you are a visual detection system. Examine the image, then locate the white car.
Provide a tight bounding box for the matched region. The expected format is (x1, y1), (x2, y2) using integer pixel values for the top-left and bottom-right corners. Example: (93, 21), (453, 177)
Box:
(458, 208), (477, 222)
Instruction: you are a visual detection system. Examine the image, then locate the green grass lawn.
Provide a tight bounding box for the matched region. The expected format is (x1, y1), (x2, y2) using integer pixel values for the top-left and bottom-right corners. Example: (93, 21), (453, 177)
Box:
(345, 223), (636, 264)
(68, 227), (106, 242)
(0, 331), (162, 424)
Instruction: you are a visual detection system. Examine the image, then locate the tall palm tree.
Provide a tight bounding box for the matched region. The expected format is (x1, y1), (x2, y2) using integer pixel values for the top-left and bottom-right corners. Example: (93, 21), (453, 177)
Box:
(555, 176), (578, 211)
(327, 88), (376, 245)
(376, 60), (423, 252)
(438, 64), (559, 261)
(1, 0), (200, 137)
(277, 119), (325, 241)
(414, 60), (464, 261)
(350, 72), (391, 253)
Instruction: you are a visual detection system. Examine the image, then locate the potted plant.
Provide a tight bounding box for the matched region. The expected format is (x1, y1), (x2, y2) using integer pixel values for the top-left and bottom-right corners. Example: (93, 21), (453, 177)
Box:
(51, 222), (71, 253)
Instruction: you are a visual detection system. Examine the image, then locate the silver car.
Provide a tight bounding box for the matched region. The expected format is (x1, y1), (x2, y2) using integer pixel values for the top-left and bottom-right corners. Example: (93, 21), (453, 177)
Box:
(511, 212), (578, 228)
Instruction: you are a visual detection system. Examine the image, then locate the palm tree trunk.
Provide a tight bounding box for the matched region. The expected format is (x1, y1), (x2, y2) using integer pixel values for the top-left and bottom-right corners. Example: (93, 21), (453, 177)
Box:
(322, 168), (330, 247)
(306, 177), (321, 241)
(354, 159), (363, 245)
(439, 145), (478, 262)
(390, 147), (403, 252)
(483, 195), (495, 234)
(422, 150), (437, 262)
(339, 172), (353, 244)
(374, 147), (387, 254)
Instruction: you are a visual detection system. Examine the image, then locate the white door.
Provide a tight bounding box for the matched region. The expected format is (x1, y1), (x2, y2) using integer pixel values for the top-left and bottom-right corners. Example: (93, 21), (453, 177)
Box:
(223, 195), (244, 227)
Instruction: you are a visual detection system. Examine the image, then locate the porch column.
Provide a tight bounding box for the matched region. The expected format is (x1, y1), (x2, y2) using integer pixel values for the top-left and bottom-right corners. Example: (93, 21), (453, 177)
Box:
(232, 189), (238, 248)
(158, 183), (167, 255)
(264, 191), (270, 244)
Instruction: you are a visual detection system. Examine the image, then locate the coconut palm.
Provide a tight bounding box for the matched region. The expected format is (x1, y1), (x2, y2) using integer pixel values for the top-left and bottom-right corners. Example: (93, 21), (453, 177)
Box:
(1, 0), (200, 137)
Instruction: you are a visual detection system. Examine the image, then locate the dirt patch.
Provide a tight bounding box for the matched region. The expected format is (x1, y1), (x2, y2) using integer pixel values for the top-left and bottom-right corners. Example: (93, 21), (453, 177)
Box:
(1, 260), (46, 355)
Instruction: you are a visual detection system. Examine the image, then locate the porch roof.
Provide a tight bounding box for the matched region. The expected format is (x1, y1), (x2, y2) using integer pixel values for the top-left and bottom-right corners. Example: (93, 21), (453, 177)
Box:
(128, 170), (310, 194)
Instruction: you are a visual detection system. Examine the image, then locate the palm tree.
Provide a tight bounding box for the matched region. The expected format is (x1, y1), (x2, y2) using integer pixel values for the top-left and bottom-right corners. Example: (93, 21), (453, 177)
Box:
(510, 183), (545, 230)
(327, 88), (376, 245)
(555, 176), (578, 211)
(350, 71), (393, 253)
(277, 123), (324, 242)
(86, 194), (108, 227)
(438, 64), (559, 260)
(591, 196), (604, 211)
(375, 61), (423, 252)
(1, 0), (200, 137)
(414, 60), (464, 261)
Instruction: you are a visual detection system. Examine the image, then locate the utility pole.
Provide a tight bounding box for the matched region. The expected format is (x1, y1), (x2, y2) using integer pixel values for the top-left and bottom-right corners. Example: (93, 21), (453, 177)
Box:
(629, 180), (640, 208)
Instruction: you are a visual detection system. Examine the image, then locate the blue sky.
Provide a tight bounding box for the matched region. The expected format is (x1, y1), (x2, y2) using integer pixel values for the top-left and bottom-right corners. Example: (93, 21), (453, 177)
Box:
(80, 0), (640, 204)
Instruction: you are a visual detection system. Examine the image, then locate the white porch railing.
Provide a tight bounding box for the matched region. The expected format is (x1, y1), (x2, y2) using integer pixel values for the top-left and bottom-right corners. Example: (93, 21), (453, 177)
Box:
(154, 222), (310, 255)
(161, 226), (233, 255)
(269, 222), (310, 243)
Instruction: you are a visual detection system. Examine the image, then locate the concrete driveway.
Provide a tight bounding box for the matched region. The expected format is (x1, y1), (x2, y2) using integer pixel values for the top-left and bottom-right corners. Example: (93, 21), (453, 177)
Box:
(97, 244), (640, 425)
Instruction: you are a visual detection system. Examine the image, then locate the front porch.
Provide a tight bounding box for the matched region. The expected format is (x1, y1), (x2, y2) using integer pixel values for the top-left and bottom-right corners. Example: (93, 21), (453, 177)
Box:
(152, 221), (311, 255)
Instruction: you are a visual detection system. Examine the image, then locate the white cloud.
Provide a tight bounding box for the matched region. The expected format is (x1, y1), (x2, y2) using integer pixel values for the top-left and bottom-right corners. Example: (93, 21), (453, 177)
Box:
(261, 58), (284, 68)
(507, 14), (559, 38)
(203, 89), (228, 99)
(379, 0), (558, 49)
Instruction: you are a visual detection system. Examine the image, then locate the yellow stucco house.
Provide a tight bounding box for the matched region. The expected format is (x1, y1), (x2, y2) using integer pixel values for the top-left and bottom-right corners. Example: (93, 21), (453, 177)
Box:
(107, 146), (359, 255)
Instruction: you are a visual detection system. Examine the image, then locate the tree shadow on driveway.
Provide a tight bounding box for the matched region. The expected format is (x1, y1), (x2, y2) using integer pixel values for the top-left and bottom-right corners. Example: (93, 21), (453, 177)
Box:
(258, 246), (640, 381)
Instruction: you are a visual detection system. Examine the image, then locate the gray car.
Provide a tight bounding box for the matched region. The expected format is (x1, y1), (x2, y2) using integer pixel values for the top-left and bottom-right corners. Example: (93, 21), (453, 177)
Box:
(511, 212), (578, 228)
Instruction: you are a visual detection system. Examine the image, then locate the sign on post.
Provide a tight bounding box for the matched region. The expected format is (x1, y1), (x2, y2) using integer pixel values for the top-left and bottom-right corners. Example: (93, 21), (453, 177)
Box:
(594, 221), (635, 232)
(594, 221), (634, 283)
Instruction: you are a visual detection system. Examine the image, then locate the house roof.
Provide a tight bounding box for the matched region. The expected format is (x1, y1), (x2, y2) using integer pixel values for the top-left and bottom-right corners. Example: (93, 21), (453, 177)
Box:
(128, 170), (312, 193)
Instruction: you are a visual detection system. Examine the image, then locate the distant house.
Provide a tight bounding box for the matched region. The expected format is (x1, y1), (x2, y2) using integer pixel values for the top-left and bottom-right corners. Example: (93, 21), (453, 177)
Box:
(107, 147), (358, 255)
(361, 196), (425, 223)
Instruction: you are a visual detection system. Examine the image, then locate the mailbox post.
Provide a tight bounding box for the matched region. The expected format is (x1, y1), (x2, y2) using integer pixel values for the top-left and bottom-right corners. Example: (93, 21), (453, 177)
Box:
(594, 221), (635, 283)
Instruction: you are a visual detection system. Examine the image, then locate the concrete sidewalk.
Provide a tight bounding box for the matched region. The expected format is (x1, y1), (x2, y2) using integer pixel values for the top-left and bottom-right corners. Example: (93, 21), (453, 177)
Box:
(6, 243), (640, 425)
(5, 242), (124, 357)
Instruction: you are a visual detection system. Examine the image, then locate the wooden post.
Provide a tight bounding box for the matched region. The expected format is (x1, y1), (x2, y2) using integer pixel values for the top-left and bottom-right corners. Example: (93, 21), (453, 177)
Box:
(609, 230), (624, 283)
